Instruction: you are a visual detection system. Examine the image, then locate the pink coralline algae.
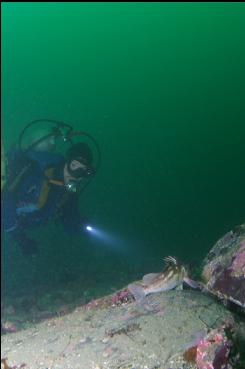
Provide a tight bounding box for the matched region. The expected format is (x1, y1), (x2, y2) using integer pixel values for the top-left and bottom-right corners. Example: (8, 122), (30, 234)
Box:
(195, 329), (231, 369)
(1, 321), (19, 334)
(111, 289), (132, 305)
(83, 289), (132, 311)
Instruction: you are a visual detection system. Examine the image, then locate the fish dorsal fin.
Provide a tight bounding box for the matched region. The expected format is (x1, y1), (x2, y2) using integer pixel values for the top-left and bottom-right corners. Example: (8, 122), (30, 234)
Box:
(163, 256), (178, 267)
(142, 273), (160, 285)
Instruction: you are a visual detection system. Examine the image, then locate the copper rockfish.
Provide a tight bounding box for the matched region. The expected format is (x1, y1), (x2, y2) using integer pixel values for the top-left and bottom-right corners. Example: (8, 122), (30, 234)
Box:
(128, 256), (197, 302)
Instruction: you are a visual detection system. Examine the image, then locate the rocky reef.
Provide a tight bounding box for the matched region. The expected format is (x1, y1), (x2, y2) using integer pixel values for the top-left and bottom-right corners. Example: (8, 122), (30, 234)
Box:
(202, 224), (245, 310)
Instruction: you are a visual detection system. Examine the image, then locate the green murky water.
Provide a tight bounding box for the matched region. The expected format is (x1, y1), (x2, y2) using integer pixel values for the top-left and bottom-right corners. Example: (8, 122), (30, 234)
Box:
(1, 3), (245, 313)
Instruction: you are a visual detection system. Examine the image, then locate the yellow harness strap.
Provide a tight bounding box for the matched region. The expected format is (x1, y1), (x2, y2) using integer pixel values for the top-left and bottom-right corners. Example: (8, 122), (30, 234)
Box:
(37, 168), (64, 209)
(37, 168), (53, 209)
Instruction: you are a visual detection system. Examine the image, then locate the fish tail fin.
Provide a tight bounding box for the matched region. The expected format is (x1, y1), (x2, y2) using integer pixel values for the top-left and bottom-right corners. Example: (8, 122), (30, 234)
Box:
(128, 284), (146, 302)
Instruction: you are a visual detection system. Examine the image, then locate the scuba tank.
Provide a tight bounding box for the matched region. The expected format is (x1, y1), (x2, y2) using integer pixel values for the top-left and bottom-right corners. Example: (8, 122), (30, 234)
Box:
(7, 119), (101, 195)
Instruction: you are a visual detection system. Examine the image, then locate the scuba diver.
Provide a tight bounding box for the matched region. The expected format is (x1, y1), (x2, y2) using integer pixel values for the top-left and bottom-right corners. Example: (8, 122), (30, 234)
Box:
(1, 119), (100, 256)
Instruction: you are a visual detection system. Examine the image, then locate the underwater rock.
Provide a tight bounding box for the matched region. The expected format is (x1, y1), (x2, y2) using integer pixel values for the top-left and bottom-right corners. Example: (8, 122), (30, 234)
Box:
(2, 289), (241, 369)
(196, 327), (232, 369)
(201, 223), (245, 310)
(183, 325), (234, 369)
(1, 321), (19, 334)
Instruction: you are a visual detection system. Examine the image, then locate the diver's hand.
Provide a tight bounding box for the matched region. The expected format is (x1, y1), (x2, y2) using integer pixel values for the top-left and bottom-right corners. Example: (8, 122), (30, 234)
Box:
(79, 217), (91, 236)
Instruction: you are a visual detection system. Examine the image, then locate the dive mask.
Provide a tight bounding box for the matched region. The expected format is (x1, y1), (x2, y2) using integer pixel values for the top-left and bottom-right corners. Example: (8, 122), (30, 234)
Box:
(67, 158), (95, 179)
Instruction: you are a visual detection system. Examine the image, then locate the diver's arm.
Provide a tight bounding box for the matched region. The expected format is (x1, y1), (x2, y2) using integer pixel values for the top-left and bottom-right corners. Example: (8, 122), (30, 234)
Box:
(2, 192), (27, 244)
(1, 189), (36, 252)
(1, 190), (18, 234)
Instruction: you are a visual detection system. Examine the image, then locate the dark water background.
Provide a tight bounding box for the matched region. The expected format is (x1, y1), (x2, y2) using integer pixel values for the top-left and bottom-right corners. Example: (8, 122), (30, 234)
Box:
(1, 3), (245, 309)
